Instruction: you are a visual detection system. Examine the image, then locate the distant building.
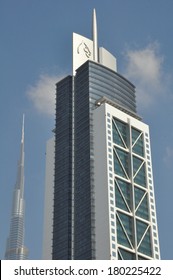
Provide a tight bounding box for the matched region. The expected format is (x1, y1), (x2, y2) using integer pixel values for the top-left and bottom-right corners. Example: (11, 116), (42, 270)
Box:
(5, 115), (28, 260)
(48, 9), (160, 259)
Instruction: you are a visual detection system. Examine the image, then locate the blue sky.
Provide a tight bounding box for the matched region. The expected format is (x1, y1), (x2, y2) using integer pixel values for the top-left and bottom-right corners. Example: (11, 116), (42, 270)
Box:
(0, 0), (173, 259)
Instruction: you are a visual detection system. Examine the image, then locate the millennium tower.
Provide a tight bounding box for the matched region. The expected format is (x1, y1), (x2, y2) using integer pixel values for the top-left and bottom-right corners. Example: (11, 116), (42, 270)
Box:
(5, 115), (28, 260)
(52, 9), (160, 260)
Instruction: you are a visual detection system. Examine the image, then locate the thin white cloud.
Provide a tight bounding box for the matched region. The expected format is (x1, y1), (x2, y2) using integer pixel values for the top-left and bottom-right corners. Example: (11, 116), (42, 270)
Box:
(123, 43), (165, 108)
(163, 146), (173, 166)
(27, 74), (64, 116)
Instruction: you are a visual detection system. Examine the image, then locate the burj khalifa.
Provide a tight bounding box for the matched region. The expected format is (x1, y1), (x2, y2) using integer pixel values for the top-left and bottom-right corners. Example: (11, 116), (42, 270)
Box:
(5, 115), (28, 259)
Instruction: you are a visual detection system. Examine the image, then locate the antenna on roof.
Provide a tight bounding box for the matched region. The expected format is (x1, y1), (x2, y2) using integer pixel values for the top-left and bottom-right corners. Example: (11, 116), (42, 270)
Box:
(92, 9), (98, 62)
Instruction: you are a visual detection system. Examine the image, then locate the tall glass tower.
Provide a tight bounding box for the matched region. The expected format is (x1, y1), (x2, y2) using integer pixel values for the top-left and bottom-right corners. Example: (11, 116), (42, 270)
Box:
(5, 115), (28, 260)
(52, 9), (160, 260)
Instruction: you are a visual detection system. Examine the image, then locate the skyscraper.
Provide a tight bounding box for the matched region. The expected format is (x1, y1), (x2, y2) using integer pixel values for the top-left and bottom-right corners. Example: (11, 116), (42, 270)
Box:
(52, 9), (160, 260)
(5, 115), (28, 260)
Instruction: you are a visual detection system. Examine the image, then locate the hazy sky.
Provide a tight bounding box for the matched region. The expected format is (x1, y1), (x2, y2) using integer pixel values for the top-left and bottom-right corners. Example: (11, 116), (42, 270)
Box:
(0, 0), (173, 259)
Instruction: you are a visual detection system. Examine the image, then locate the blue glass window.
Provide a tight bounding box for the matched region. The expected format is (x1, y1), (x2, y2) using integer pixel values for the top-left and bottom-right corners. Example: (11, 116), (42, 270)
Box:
(115, 182), (129, 212)
(132, 128), (144, 157)
(134, 187), (145, 208)
(136, 219), (149, 248)
(112, 118), (127, 148)
(133, 156), (146, 187)
(136, 194), (149, 220)
(138, 228), (152, 257)
(115, 179), (131, 211)
(118, 248), (136, 260)
(117, 218), (132, 248)
(114, 148), (129, 178)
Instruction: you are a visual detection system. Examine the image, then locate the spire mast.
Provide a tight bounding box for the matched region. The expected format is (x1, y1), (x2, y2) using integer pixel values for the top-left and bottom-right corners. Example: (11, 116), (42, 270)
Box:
(15, 114), (25, 196)
(22, 114), (25, 144)
(92, 8), (98, 62)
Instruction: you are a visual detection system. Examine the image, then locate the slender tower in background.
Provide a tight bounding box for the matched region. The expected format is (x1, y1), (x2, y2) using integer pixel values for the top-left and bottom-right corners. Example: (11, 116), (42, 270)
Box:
(5, 115), (28, 259)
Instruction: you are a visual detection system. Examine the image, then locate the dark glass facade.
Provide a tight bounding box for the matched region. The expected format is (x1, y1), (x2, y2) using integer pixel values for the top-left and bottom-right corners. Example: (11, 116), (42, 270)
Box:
(53, 76), (73, 259)
(76, 60), (136, 111)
